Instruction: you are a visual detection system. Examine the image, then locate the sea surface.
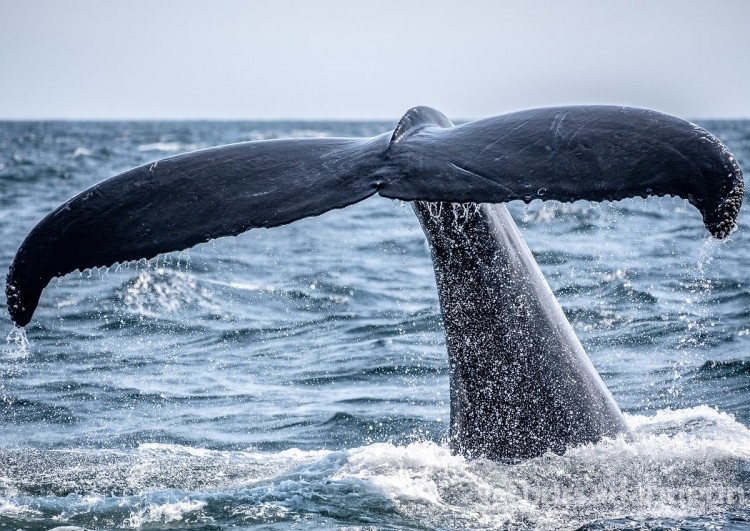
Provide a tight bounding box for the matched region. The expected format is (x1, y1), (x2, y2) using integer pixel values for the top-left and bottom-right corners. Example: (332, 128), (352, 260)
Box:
(0, 118), (749, 531)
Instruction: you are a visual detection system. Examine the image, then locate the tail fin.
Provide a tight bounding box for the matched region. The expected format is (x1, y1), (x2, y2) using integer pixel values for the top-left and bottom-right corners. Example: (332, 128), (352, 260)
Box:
(6, 106), (743, 326)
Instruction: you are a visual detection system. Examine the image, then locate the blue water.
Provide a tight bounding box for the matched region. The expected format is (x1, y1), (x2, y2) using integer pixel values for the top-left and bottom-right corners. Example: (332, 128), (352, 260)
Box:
(1, 119), (749, 530)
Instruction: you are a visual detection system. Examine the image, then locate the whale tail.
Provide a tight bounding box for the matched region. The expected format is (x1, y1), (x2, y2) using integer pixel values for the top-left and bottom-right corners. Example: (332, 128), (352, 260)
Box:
(6, 106), (744, 326)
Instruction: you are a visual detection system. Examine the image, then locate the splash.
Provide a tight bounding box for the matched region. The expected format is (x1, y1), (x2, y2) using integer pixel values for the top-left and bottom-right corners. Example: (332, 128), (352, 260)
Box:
(3, 326), (29, 359)
(119, 268), (220, 317)
(1, 408), (747, 530)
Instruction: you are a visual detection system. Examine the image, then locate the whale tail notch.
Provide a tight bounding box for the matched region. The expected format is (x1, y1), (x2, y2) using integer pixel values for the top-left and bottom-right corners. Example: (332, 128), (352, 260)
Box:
(6, 106), (744, 326)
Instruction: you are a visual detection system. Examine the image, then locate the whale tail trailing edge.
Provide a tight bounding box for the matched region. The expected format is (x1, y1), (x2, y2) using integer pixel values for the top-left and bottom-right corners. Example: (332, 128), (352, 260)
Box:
(6, 136), (387, 326)
(6, 106), (744, 326)
(380, 106), (743, 239)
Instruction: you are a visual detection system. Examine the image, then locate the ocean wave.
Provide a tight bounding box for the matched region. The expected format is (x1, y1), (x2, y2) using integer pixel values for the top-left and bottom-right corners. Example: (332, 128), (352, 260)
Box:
(2, 117), (749, 531)
(698, 359), (750, 377)
(0, 396), (76, 425)
(0, 407), (748, 530)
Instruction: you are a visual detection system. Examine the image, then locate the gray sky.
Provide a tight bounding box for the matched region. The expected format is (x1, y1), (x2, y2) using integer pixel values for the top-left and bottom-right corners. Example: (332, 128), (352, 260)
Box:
(1, 0), (749, 120)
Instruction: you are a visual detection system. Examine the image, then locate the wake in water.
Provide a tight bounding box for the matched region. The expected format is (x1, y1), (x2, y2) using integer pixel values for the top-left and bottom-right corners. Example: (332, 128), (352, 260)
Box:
(1, 407), (748, 530)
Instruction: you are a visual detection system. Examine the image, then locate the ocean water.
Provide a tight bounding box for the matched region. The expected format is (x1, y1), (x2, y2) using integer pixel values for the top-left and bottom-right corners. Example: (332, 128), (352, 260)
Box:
(0, 118), (749, 530)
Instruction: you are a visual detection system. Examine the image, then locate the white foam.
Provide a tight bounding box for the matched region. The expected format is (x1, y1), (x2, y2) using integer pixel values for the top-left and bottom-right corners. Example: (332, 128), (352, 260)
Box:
(625, 405), (750, 453)
(0, 498), (41, 517)
(333, 442), (459, 505)
(2, 408), (747, 530)
(137, 442), (329, 462)
(125, 499), (207, 527)
(318, 408), (750, 529)
(137, 142), (198, 152)
(72, 147), (92, 158)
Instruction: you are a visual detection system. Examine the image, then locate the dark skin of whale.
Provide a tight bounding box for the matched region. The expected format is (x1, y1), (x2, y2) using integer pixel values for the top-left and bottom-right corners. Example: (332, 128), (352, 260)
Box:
(5, 106), (744, 459)
(414, 201), (628, 459)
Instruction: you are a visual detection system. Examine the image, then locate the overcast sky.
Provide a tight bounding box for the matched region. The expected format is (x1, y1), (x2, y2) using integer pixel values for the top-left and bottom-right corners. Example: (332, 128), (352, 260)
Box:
(1, 0), (749, 120)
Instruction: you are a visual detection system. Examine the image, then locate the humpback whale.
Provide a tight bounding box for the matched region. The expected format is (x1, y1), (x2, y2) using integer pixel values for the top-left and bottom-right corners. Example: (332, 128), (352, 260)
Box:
(5, 106), (744, 459)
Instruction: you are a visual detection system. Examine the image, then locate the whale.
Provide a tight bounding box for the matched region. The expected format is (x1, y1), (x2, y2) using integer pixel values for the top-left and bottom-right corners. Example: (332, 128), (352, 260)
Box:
(5, 106), (744, 459)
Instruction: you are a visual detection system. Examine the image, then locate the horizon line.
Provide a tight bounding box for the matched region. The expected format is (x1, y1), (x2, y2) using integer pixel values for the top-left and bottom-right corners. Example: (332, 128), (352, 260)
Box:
(2, 113), (750, 123)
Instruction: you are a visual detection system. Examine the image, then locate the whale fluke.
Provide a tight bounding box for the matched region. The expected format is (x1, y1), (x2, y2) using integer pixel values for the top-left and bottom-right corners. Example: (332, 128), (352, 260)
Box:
(6, 106), (743, 327)
(4, 105), (745, 460)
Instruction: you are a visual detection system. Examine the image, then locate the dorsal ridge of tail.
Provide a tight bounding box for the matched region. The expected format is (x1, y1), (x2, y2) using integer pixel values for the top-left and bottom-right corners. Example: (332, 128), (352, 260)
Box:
(390, 106), (454, 144)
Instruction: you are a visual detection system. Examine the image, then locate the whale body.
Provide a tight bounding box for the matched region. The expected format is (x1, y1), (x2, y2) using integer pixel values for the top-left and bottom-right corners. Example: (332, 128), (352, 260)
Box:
(414, 201), (627, 458)
(5, 106), (744, 459)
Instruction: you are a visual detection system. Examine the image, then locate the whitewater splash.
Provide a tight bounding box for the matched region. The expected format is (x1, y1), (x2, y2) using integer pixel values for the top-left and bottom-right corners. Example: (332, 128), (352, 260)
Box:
(1, 406), (748, 530)
(3, 327), (29, 360)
